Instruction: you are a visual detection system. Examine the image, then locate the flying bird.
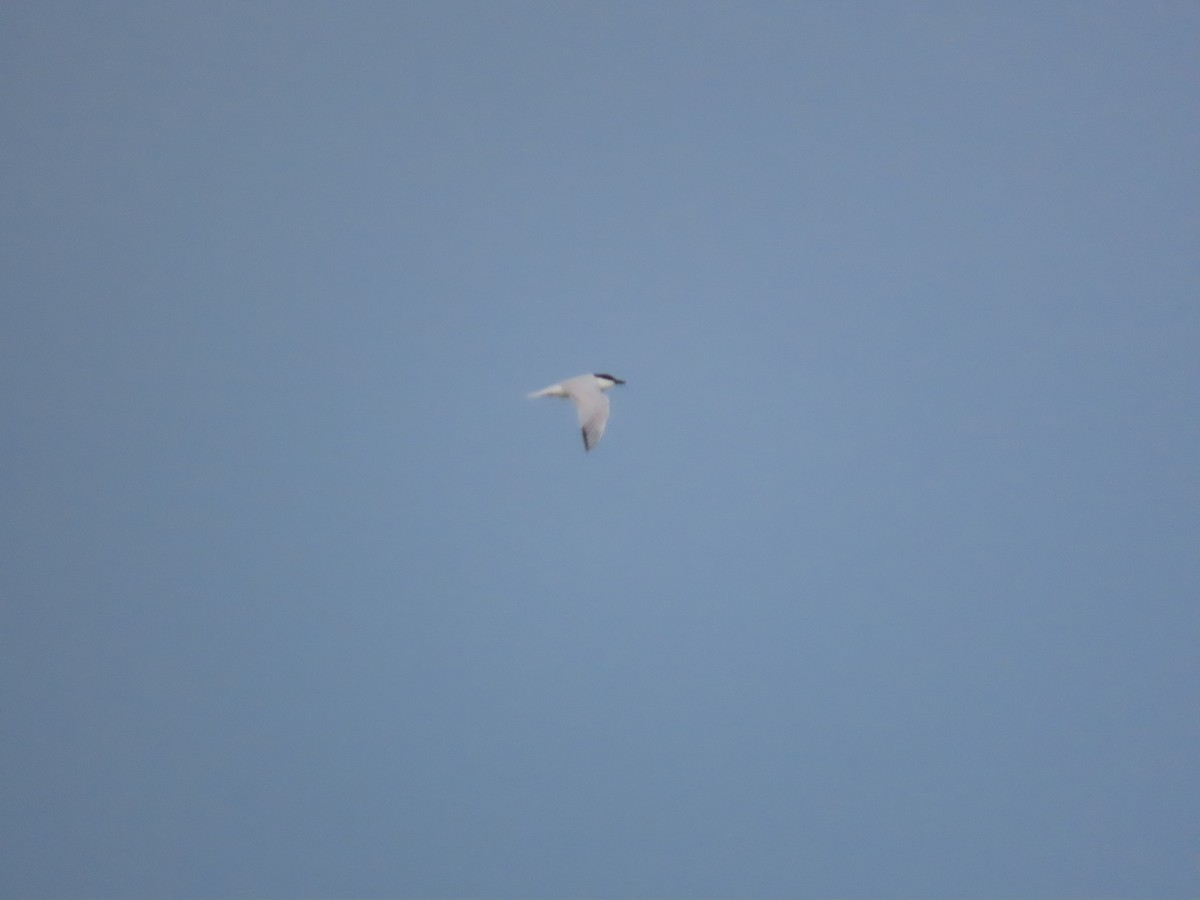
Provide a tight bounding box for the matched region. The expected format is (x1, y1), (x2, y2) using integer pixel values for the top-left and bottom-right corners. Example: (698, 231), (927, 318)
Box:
(528, 373), (626, 451)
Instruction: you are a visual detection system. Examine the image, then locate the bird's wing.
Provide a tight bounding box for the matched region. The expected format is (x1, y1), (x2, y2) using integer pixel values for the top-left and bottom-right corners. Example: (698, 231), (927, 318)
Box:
(568, 383), (610, 451)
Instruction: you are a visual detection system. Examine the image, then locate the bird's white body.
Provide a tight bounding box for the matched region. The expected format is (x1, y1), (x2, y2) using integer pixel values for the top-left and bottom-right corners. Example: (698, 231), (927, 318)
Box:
(529, 373), (625, 451)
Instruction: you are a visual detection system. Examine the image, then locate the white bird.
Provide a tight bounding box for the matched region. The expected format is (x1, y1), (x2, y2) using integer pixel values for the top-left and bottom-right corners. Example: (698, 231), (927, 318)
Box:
(528, 373), (626, 451)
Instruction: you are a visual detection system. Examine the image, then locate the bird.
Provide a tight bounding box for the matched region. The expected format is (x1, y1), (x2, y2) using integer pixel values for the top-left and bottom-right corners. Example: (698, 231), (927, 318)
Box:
(528, 373), (626, 451)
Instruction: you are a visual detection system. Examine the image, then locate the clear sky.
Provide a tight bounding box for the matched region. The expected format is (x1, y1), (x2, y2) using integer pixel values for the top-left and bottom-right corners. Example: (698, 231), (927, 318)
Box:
(2, 2), (1197, 897)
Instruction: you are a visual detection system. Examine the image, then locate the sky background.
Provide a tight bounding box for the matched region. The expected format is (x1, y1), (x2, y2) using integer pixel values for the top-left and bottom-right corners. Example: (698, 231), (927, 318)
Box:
(2, 2), (1198, 897)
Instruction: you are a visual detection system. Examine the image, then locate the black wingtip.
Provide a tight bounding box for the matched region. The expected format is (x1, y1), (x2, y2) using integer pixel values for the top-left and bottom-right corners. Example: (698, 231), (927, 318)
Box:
(581, 428), (591, 451)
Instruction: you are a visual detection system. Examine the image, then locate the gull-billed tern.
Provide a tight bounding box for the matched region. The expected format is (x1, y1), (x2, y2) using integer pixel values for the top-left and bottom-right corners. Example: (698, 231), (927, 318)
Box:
(528, 373), (626, 451)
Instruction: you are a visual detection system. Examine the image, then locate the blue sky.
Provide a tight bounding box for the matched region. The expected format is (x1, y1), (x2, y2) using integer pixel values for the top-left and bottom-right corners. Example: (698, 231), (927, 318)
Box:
(2, 2), (1198, 897)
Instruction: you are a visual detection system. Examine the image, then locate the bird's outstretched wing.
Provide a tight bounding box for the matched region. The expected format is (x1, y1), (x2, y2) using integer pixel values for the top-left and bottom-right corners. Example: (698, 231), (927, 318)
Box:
(569, 383), (611, 451)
